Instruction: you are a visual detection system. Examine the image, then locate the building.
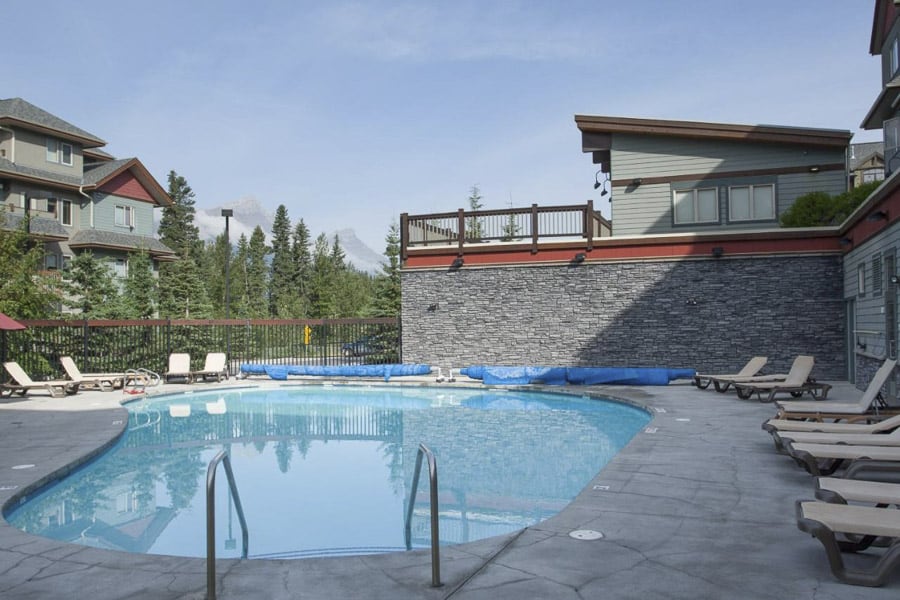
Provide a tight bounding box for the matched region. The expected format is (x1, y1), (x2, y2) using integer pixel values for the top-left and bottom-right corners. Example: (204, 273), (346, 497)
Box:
(575, 115), (851, 236)
(0, 98), (175, 288)
(849, 141), (885, 188)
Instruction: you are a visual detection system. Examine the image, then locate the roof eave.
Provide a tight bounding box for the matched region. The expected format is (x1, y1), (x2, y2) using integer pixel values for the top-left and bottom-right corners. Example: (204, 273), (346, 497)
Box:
(0, 117), (106, 149)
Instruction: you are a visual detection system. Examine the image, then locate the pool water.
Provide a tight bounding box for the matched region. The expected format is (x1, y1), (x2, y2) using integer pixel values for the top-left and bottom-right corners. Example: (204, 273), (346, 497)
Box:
(5, 385), (650, 559)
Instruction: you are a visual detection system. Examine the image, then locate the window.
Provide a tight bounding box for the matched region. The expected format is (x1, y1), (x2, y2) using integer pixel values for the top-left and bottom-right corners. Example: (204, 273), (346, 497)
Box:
(46, 198), (57, 215)
(45, 138), (73, 166)
(45, 253), (58, 271)
(728, 184), (775, 222)
(886, 117), (900, 177)
(114, 258), (127, 278)
(62, 255), (73, 280)
(673, 188), (718, 224)
(115, 205), (134, 228)
(858, 263), (866, 297)
(892, 38), (899, 76)
(862, 168), (885, 183)
(60, 199), (72, 226)
(873, 254), (883, 296)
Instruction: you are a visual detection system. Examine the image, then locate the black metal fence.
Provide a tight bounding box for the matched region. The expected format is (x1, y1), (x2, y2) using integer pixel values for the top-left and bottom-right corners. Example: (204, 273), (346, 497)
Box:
(4, 317), (401, 380)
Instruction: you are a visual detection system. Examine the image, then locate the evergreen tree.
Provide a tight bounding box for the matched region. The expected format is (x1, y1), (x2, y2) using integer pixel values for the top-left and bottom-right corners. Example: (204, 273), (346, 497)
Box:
(201, 234), (229, 317)
(230, 233), (250, 318)
(308, 233), (335, 318)
(121, 250), (157, 318)
(157, 171), (201, 259)
(269, 205), (298, 317)
(158, 254), (213, 318)
(466, 184), (485, 241)
(245, 226), (269, 318)
(0, 211), (59, 318)
(291, 219), (313, 315)
(330, 233), (347, 270)
(371, 222), (402, 316)
(62, 252), (124, 318)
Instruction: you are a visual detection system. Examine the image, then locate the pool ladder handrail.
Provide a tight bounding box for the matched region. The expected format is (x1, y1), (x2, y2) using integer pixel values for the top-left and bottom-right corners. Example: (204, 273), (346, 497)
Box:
(206, 450), (249, 600)
(404, 443), (442, 588)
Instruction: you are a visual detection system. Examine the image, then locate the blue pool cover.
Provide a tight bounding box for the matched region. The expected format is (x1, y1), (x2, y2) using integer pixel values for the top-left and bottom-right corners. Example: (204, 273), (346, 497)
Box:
(240, 363), (432, 381)
(460, 365), (696, 386)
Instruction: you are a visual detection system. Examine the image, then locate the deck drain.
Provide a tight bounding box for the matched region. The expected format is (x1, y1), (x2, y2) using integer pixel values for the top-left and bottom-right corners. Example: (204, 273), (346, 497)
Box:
(11, 464), (35, 470)
(569, 529), (604, 541)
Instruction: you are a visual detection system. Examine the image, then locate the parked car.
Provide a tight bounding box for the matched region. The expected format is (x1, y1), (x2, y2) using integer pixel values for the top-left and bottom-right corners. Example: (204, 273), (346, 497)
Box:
(342, 335), (380, 357)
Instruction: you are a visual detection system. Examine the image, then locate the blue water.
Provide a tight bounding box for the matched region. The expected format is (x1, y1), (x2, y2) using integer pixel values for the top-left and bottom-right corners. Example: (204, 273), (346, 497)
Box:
(5, 386), (649, 559)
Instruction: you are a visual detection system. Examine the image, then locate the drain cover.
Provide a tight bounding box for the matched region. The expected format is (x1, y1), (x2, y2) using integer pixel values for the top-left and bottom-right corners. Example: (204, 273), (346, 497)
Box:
(569, 529), (604, 541)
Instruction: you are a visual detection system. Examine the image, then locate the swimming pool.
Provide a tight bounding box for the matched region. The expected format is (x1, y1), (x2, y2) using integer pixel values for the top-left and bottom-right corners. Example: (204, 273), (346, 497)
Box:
(5, 385), (650, 559)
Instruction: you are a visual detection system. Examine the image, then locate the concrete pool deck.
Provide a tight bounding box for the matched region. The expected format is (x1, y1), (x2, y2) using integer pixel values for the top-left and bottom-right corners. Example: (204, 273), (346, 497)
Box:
(1, 378), (898, 599)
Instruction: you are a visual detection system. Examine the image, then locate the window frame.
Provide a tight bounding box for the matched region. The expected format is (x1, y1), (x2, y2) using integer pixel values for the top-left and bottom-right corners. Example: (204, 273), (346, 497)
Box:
(672, 187), (719, 225)
(114, 204), (135, 228)
(46, 138), (59, 163)
(858, 263), (867, 298)
(727, 183), (776, 223)
(873, 253), (884, 297)
(60, 142), (73, 166)
(60, 199), (72, 226)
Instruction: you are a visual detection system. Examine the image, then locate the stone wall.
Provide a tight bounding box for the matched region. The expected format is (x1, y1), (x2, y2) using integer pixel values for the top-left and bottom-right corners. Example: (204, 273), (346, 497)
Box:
(401, 255), (846, 380)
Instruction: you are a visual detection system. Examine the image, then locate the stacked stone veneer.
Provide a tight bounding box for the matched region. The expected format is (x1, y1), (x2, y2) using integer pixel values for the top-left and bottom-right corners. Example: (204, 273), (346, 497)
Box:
(401, 255), (846, 380)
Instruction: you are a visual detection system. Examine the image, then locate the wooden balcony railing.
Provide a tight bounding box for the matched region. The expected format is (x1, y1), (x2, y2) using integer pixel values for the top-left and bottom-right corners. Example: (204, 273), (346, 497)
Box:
(400, 201), (609, 260)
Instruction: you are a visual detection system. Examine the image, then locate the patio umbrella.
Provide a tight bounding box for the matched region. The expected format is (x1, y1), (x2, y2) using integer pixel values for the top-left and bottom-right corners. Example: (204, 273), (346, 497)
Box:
(0, 312), (27, 366)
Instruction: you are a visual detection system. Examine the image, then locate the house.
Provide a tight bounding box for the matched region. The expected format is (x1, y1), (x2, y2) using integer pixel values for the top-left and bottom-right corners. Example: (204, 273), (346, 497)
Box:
(0, 98), (175, 288)
(849, 141), (885, 187)
(575, 115), (851, 236)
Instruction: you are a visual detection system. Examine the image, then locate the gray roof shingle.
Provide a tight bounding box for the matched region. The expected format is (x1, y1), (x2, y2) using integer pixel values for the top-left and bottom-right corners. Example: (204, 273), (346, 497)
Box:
(0, 157), (84, 187)
(67, 229), (175, 256)
(0, 98), (105, 147)
(1, 212), (69, 239)
(82, 158), (135, 186)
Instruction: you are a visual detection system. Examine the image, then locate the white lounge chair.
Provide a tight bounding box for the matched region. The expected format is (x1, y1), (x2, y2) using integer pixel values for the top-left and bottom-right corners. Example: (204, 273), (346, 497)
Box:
(784, 441), (900, 476)
(192, 352), (227, 382)
(1, 361), (80, 398)
(763, 413), (900, 435)
(164, 353), (193, 383)
(775, 358), (897, 419)
(732, 356), (829, 402)
(693, 356), (768, 391)
(60, 356), (124, 392)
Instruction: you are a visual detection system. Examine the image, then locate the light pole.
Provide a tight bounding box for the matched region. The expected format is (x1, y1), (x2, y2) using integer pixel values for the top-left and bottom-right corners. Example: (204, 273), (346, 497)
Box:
(221, 209), (233, 375)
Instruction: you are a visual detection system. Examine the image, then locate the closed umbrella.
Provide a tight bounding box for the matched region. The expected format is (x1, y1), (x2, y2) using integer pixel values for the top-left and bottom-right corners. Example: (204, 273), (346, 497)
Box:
(0, 312), (27, 366)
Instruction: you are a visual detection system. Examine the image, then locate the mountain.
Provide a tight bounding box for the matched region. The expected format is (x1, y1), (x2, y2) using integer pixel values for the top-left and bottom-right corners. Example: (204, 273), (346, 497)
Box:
(193, 196), (384, 274)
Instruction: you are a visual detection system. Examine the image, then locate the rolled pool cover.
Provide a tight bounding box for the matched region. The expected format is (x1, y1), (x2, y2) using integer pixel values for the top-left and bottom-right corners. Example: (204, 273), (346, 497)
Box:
(240, 363), (432, 382)
(460, 365), (695, 386)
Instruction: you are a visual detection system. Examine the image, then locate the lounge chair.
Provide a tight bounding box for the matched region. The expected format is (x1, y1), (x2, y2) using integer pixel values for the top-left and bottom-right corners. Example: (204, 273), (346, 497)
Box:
(783, 441), (900, 476)
(192, 352), (228, 382)
(732, 355), (830, 402)
(796, 500), (900, 586)
(692, 356), (768, 391)
(763, 413), (900, 435)
(164, 353), (193, 383)
(774, 428), (900, 449)
(60, 356), (124, 392)
(1, 361), (80, 398)
(774, 358), (898, 420)
(708, 355), (812, 394)
(815, 476), (900, 507)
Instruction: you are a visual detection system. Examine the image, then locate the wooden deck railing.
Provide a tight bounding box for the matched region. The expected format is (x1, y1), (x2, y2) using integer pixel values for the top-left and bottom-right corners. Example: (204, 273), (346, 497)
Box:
(400, 201), (609, 260)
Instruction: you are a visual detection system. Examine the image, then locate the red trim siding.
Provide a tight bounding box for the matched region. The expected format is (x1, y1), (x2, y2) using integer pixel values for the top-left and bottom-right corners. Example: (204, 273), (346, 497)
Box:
(404, 236), (842, 269)
(98, 171), (155, 203)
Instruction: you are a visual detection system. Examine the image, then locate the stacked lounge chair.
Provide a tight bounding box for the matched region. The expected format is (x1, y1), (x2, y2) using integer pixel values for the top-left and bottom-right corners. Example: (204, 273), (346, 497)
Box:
(60, 356), (124, 392)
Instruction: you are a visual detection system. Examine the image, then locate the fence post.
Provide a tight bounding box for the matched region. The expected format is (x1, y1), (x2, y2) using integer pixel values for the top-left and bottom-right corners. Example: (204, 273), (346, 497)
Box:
(531, 204), (539, 254)
(166, 319), (172, 361)
(585, 200), (595, 251)
(457, 208), (466, 254)
(400, 212), (409, 262)
(82, 319), (89, 366)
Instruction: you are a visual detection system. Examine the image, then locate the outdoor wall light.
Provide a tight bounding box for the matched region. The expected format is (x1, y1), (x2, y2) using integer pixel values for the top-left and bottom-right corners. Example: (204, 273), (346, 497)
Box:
(573, 252), (586, 263)
(600, 180), (609, 197)
(808, 165), (821, 173)
(868, 210), (889, 222)
(891, 275), (900, 285)
(711, 247), (724, 258)
(631, 178), (643, 187)
(593, 169), (604, 190)
(451, 256), (464, 269)
(839, 237), (853, 246)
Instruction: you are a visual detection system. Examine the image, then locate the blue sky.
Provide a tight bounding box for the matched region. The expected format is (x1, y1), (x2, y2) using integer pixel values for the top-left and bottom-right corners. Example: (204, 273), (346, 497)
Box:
(6, 1), (884, 250)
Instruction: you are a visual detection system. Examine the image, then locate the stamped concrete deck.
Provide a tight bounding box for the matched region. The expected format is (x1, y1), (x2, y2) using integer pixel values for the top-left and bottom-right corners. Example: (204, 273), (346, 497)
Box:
(1, 378), (899, 599)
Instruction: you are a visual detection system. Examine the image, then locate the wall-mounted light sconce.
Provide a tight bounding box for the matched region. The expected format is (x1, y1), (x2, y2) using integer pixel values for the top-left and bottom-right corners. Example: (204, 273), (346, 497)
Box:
(711, 246), (724, 258)
(573, 252), (586, 263)
(593, 169), (604, 190)
(631, 178), (643, 187)
(427, 303), (439, 312)
(808, 165), (820, 173)
(839, 237), (853, 247)
(600, 179), (609, 197)
(867, 210), (889, 222)
(891, 275), (900, 285)
(450, 256), (464, 269)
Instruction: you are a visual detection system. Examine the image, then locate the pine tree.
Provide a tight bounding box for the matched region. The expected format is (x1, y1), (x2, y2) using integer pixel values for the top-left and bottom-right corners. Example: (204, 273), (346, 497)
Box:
(158, 255), (212, 318)
(157, 171), (201, 260)
(62, 251), (124, 318)
(230, 233), (250, 318)
(0, 211), (60, 318)
(371, 222), (402, 316)
(121, 250), (157, 318)
(466, 184), (485, 241)
(201, 234), (229, 317)
(245, 226), (269, 318)
(291, 219), (312, 316)
(330, 233), (347, 270)
(269, 205), (298, 317)
(308, 233), (335, 318)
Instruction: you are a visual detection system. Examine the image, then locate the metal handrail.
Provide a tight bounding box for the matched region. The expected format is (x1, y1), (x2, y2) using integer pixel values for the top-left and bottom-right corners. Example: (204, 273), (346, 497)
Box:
(206, 450), (249, 600)
(404, 443), (442, 588)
